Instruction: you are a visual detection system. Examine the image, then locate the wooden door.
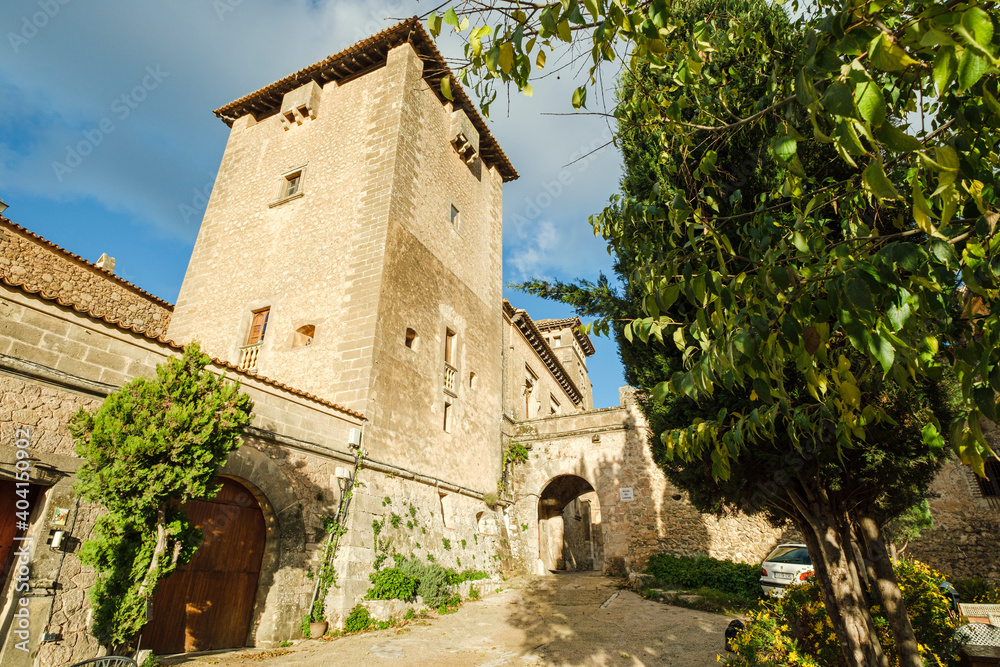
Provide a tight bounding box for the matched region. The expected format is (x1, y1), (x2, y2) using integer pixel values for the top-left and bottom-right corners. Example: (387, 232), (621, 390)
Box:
(141, 478), (266, 654)
(0, 481), (42, 586)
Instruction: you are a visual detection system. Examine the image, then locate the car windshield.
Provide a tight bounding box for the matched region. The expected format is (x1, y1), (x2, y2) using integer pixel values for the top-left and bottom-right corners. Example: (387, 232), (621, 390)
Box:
(765, 546), (811, 565)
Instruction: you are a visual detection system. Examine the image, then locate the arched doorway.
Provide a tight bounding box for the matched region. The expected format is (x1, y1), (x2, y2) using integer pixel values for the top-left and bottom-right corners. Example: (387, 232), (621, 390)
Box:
(537, 475), (604, 572)
(141, 477), (266, 654)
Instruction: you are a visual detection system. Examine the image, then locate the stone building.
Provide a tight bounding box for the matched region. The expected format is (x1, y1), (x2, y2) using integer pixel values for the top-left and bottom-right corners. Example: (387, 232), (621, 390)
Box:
(0, 17), (997, 667)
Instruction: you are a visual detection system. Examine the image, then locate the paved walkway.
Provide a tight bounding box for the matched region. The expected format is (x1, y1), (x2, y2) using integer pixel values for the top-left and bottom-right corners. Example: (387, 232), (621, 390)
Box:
(160, 572), (734, 666)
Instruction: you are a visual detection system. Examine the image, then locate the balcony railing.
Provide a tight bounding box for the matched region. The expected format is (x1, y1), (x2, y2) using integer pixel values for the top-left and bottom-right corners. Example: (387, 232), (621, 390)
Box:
(443, 362), (457, 396)
(238, 342), (262, 372)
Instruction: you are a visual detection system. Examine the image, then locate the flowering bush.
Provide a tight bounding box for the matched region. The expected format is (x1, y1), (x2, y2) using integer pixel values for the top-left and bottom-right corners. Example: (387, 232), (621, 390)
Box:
(725, 560), (960, 666)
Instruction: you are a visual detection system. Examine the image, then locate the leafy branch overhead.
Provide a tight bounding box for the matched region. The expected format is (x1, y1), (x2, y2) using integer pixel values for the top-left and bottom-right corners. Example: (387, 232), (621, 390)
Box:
(432, 0), (1000, 479)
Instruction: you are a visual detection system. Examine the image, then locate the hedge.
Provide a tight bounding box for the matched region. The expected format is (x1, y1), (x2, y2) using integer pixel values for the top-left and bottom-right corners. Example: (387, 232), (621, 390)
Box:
(646, 553), (761, 600)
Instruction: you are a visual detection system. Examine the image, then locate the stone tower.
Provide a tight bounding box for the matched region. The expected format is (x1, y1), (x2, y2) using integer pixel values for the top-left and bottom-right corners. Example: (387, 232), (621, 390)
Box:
(167, 19), (518, 493)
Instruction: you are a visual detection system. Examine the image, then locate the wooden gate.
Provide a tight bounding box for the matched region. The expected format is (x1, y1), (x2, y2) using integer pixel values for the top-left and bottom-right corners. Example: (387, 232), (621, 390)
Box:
(141, 477), (266, 654)
(0, 480), (42, 587)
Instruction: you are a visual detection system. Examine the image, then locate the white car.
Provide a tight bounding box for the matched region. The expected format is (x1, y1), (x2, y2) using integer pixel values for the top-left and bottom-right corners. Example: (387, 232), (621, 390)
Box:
(760, 543), (814, 597)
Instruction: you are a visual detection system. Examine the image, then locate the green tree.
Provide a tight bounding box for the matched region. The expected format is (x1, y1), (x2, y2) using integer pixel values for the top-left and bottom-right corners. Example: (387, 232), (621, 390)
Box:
(429, 1), (999, 664)
(70, 344), (253, 652)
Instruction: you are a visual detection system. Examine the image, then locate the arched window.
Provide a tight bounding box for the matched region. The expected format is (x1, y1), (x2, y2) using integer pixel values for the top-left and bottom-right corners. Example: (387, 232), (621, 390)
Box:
(293, 324), (315, 347)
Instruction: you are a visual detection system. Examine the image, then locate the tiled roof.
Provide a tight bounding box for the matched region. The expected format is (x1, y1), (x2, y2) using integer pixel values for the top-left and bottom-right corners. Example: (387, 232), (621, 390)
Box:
(2, 273), (365, 421)
(504, 300), (584, 406)
(535, 316), (596, 356)
(213, 18), (518, 183)
(1, 216), (174, 309)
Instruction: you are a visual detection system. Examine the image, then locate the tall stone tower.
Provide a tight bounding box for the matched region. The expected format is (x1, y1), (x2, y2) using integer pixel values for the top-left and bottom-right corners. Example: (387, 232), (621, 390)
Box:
(168, 19), (518, 493)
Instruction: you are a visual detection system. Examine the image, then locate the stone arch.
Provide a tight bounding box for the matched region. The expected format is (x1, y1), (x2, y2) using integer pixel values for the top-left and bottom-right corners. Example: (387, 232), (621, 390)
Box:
(216, 444), (306, 645)
(537, 474), (605, 573)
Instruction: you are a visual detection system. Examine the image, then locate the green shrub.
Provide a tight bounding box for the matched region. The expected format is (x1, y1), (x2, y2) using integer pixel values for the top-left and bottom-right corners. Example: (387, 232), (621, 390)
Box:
(366, 568), (417, 601)
(344, 605), (373, 633)
(442, 537), (451, 550)
(447, 568), (489, 585)
(952, 576), (1000, 603)
(404, 607), (416, 620)
(390, 513), (402, 528)
(646, 553), (761, 601)
(469, 586), (480, 600)
(398, 557), (452, 608)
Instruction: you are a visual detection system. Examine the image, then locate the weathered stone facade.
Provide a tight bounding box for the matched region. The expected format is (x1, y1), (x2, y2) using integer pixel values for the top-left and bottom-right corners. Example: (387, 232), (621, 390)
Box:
(0, 218), (172, 338)
(0, 16), (997, 667)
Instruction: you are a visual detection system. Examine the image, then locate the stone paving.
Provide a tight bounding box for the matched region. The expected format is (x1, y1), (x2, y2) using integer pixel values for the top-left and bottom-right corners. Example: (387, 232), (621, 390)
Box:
(159, 572), (736, 667)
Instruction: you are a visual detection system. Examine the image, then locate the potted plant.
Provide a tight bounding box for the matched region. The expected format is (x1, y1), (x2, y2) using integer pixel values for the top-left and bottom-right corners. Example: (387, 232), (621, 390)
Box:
(307, 600), (327, 638)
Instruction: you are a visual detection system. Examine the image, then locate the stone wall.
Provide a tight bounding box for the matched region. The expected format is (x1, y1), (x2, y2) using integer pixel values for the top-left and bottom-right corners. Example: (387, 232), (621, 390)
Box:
(907, 461), (1000, 582)
(508, 394), (791, 576)
(0, 219), (172, 338)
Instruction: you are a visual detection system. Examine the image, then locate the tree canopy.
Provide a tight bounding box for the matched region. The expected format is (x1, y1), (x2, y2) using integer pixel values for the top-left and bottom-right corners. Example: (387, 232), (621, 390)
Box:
(428, 0), (998, 664)
(71, 344), (253, 651)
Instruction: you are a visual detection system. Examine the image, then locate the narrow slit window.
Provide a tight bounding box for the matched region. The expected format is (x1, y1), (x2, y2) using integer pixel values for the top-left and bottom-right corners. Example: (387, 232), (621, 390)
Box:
(450, 205), (460, 228)
(443, 400), (452, 432)
(246, 308), (270, 345)
(469, 372), (477, 389)
(405, 328), (418, 349)
(444, 329), (456, 365)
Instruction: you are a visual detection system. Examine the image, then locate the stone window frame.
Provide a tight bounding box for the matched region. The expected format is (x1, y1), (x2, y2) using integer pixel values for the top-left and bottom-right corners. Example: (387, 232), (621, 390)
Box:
(268, 164), (307, 208)
(963, 464), (1000, 512)
(449, 203), (460, 231)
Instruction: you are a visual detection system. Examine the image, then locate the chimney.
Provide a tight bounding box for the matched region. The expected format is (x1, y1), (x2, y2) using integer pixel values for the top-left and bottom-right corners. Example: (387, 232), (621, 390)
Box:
(96, 253), (116, 273)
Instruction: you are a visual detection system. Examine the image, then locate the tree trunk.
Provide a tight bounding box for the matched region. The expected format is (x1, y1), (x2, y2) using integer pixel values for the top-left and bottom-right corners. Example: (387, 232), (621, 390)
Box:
(790, 487), (889, 667)
(858, 512), (923, 667)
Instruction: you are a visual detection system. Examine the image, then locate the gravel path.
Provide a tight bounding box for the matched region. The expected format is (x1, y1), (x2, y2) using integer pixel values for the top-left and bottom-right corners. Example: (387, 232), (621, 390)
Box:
(159, 572), (735, 667)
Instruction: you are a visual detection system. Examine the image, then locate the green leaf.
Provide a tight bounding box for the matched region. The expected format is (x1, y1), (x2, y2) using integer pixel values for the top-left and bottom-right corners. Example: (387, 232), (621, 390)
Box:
(582, 0), (600, 20)
(956, 6), (995, 58)
(822, 81), (856, 117)
(847, 275), (875, 312)
(869, 32), (919, 71)
(933, 47), (956, 95)
(862, 158), (901, 200)
(522, 82), (534, 98)
(499, 42), (515, 73)
(958, 49), (987, 91)
(868, 333), (895, 376)
(874, 122), (922, 152)
(443, 7), (459, 27)
(753, 377), (771, 403)
(540, 7), (558, 37)
(854, 79), (886, 127)
(440, 76), (454, 101)
(572, 86), (588, 109)
(771, 265), (791, 289)
(772, 134), (797, 162)
(427, 13), (442, 37)
(557, 19), (572, 43)
(840, 381), (861, 408)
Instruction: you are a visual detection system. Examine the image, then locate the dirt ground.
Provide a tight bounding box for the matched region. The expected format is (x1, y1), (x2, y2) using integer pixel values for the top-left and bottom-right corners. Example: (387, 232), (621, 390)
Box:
(159, 572), (736, 667)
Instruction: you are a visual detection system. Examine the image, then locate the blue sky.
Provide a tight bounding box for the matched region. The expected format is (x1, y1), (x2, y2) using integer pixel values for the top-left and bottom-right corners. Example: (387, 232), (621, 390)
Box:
(0, 0), (627, 407)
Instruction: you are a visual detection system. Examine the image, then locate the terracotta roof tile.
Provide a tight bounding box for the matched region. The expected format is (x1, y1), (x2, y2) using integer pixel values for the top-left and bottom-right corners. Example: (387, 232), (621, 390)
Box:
(213, 18), (518, 183)
(1, 216), (174, 309)
(1, 274), (365, 421)
(504, 300), (585, 406)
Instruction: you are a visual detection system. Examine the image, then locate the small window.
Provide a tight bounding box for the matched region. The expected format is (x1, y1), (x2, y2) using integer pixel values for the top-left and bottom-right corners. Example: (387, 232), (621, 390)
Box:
(405, 328), (418, 349)
(977, 459), (1000, 497)
(552, 335), (561, 347)
(550, 394), (561, 415)
(246, 308), (270, 345)
(284, 171), (302, 198)
(440, 492), (456, 529)
(293, 324), (315, 348)
(443, 400), (452, 432)
(469, 372), (477, 389)
(524, 377), (535, 419)
(445, 328), (456, 365)
(450, 205), (460, 228)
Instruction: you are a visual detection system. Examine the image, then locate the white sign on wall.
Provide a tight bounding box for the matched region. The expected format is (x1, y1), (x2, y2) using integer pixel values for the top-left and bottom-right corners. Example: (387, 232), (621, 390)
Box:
(620, 487), (634, 502)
